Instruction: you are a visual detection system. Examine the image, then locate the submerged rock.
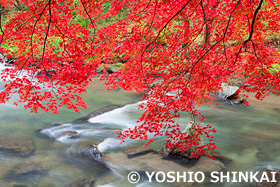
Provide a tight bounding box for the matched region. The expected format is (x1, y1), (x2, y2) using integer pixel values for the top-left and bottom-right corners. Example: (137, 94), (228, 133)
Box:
(71, 179), (95, 187)
(4, 155), (57, 182)
(104, 145), (225, 186)
(191, 156), (225, 174)
(0, 137), (35, 157)
(256, 140), (280, 161)
(55, 131), (80, 139)
(206, 150), (232, 163)
(5, 162), (47, 181)
(123, 145), (158, 159)
(254, 169), (280, 187)
(53, 123), (64, 127)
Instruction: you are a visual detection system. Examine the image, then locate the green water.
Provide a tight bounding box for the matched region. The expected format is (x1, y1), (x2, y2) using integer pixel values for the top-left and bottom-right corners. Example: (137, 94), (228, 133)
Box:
(0, 76), (279, 187)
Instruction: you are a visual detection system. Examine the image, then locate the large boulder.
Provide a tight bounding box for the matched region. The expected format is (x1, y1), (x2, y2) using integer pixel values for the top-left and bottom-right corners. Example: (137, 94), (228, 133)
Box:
(218, 83), (239, 99)
(161, 121), (203, 161)
(107, 63), (125, 74)
(161, 122), (231, 163)
(0, 137), (35, 157)
(96, 63), (125, 73)
(217, 83), (243, 104)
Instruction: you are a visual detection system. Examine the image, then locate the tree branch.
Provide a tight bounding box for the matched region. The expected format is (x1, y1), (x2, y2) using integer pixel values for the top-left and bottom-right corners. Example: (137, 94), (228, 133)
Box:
(244, 0), (264, 43)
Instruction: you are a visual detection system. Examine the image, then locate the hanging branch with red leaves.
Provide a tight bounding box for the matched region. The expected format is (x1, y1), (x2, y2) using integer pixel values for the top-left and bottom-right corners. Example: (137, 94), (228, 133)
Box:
(0, 0), (279, 159)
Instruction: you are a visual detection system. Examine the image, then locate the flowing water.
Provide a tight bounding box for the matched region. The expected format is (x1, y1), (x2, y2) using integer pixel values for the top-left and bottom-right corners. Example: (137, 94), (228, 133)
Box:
(0, 63), (279, 187)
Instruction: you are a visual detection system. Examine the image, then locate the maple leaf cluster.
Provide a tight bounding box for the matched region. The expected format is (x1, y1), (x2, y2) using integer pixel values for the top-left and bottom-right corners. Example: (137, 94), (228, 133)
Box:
(0, 0), (279, 158)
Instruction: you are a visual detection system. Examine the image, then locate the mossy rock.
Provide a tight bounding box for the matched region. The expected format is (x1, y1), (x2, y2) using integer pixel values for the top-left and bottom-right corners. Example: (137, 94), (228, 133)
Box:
(107, 63), (124, 73)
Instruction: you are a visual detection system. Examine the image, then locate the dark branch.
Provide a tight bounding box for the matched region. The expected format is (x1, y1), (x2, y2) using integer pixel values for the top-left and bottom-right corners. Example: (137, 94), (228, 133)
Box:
(244, 0), (264, 43)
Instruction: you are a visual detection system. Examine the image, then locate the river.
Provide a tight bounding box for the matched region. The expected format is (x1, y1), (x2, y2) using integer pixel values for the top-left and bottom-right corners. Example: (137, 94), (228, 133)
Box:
(0, 64), (279, 187)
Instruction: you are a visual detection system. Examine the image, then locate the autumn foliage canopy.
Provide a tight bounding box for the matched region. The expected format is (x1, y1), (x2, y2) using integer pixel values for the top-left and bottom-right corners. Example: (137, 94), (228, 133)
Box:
(0, 0), (279, 158)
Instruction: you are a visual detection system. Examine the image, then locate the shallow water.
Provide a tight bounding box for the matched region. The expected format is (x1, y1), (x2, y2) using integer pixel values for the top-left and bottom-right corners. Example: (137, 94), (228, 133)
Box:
(0, 64), (279, 186)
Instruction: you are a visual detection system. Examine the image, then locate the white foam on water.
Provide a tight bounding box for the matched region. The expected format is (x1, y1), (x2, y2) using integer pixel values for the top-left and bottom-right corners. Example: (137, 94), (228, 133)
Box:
(0, 63), (11, 71)
(97, 138), (125, 153)
(0, 54), (9, 71)
(40, 124), (82, 143)
(96, 184), (116, 187)
(40, 123), (115, 144)
(136, 181), (155, 187)
(66, 143), (102, 161)
(76, 128), (111, 137)
(41, 102), (145, 146)
(249, 161), (280, 171)
(0, 60), (44, 87)
(40, 123), (73, 139)
(88, 101), (145, 129)
(55, 135), (79, 144)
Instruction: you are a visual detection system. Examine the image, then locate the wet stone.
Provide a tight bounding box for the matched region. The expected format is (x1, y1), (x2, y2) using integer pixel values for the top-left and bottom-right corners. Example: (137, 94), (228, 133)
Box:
(71, 179), (95, 187)
(4, 155), (57, 182)
(55, 131), (80, 139)
(0, 137), (35, 157)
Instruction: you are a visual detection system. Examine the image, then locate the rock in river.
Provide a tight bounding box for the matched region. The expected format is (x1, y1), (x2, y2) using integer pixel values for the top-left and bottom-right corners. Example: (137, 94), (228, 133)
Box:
(254, 169), (280, 187)
(161, 121), (231, 163)
(71, 179), (95, 187)
(104, 145), (225, 186)
(217, 83), (243, 104)
(161, 121), (203, 161)
(55, 131), (80, 139)
(5, 161), (47, 181)
(0, 137), (35, 157)
(80, 144), (103, 161)
(4, 155), (57, 182)
(73, 104), (128, 123)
